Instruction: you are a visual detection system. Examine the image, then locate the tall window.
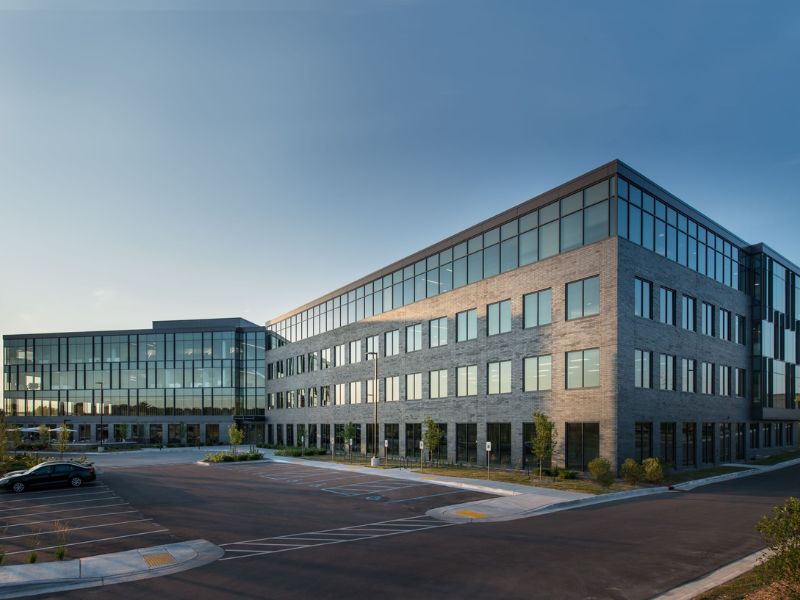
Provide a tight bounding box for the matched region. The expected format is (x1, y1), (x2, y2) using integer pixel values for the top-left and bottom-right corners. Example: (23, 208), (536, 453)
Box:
(487, 361), (511, 394)
(334, 383), (346, 405)
(735, 367), (746, 397)
(524, 355), (552, 391)
(701, 302), (715, 336)
(735, 314), (746, 345)
(405, 324), (422, 352)
(634, 278), (652, 319)
(335, 344), (347, 367)
(384, 376), (399, 401)
(659, 354), (675, 391)
(385, 330), (399, 357)
(406, 373), (422, 400)
(659, 288), (675, 325)
(566, 276), (600, 320)
(566, 348), (600, 389)
(321, 348), (332, 369)
(682, 296), (696, 331)
(366, 335), (379, 358)
(487, 300), (512, 335)
(350, 381), (362, 404)
(701, 362), (714, 394)
(523, 289), (552, 328)
(456, 365), (478, 396)
(634, 422), (653, 462)
(429, 317), (448, 348)
(456, 309), (478, 342)
(718, 365), (730, 396)
(718, 309), (731, 341)
(681, 358), (696, 393)
(635, 349), (652, 388)
(430, 369), (448, 399)
(321, 385), (330, 406)
(349, 340), (361, 363)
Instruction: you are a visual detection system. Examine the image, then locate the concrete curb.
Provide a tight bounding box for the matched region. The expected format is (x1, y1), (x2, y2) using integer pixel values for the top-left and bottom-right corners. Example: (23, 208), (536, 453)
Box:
(195, 458), (273, 467)
(672, 457), (800, 491)
(651, 548), (772, 600)
(0, 539), (223, 599)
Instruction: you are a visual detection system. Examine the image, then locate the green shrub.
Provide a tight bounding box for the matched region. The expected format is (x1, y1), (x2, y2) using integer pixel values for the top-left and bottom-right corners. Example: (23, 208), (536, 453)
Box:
(274, 448), (327, 457)
(55, 547), (66, 561)
(621, 458), (642, 485)
(27, 551), (37, 564)
(587, 457), (614, 487)
(557, 469), (578, 480)
(756, 497), (800, 585)
(642, 457), (665, 484)
(203, 450), (263, 463)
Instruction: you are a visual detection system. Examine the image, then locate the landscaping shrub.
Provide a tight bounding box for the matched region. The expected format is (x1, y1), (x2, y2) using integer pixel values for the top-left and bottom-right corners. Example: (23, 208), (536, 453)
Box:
(756, 497), (800, 586)
(203, 451), (262, 463)
(621, 458), (643, 484)
(587, 457), (614, 488)
(274, 448), (327, 457)
(557, 469), (578, 480)
(642, 457), (665, 484)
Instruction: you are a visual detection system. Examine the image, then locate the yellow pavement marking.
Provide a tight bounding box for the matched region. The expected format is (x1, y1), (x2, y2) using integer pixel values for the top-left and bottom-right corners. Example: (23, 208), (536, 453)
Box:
(142, 552), (176, 568)
(455, 510), (488, 518)
(421, 477), (436, 481)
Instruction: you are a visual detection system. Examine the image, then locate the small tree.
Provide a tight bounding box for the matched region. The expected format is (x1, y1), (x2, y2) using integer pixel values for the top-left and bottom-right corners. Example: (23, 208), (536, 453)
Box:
(587, 457), (614, 488)
(422, 417), (442, 466)
(642, 457), (664, 484)
(621, 458), (643, 485)
(531, 412), (557, 479)
(117, 423), (129, 443)
(756, 497), (800, 590)
(37, 424), (50, 450)
(228, 423), (244, 457)
(342, 422), (357, 460)
(56, 425), (71, 459)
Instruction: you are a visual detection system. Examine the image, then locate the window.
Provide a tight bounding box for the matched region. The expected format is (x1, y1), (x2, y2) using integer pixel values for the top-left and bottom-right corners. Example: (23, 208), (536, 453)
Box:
(718, 309), (731, 341)
(335, 344), (347, 367)
(406, 373), (422, 400)
(702, 423), (715, 463)
(487, 361), (511, 394)
(456, 309), (477, 342)
(701, 362), (714, 394)
(321, 348), (332, 369)
(334, 383), (346, 406)
(682, 422), (697, 467)
(681, 359), (696, 393)
(635, 422), (653, 462)
(735, 314), (746, 345)
(659, 354), (675, 391)
(349, 340), (361, 363)
(384, 376), (400, 402)
(566, 276), (600, 320)
(566, 422), (600, 471)
(635, 350), (652, 388)
(429, 317), (448, 348)
(321, 385), (330, 406)
(430, 369), (447, 399)
(763, 423), (773, 448)
(524, 355), (552, 391)
(701, 302), (715, 336)
(385, 330), (399, 357)
(718, 365), (731, 396)
(523, 289), (552, 328)
(487, 300), (512, 335)
(634, 278), (652, 318)
(406, 324), (422, 352)
(566, 348), (600, 389)
(682, 296), (696, 331)
(366, 335), (378, 359)
(659, 288), (675, 325)
(735, 367), (746, 397)
(457, 365), (478, 396)
(350, 381), (362, 404)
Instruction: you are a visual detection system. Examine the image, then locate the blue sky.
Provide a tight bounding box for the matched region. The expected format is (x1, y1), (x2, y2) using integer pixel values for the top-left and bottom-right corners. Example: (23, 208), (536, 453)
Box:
(0, 0), (798, 347)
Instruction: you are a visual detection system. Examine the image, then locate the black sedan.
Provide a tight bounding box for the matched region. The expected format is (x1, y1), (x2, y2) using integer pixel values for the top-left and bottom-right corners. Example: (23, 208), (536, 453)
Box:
(0, 462), (96, 493)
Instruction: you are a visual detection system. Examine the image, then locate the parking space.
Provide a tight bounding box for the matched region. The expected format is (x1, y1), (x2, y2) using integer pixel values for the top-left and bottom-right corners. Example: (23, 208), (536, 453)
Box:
(227, 461), (481, 505)
(0, 482), (175, 564)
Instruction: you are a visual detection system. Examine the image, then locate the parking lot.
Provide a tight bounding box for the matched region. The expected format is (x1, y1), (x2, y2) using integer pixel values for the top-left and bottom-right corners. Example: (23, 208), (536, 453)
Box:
(0, 481), (175, 565)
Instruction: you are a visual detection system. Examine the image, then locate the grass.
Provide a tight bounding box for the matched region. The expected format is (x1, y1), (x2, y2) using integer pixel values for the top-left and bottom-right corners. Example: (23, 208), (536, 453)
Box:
(693, 557), (800, 600)
(751, 449), (800, 466)
(665, 465), (751, 485)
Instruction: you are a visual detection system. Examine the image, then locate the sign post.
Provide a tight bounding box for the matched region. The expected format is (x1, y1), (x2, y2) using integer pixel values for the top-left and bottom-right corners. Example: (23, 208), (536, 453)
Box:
(301, 435), (304, 458)
(419, 440), (424, 469)
(349, 438), (353, 462)
(486, 441), (492, 480)
(331, 434), (335, 461)
(384, 438), (389, 462)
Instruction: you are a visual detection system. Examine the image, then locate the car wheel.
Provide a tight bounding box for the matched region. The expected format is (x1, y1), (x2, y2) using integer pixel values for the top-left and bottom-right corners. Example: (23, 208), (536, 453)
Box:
(69, 477), (83, 488)
(12, 481), (25, 493)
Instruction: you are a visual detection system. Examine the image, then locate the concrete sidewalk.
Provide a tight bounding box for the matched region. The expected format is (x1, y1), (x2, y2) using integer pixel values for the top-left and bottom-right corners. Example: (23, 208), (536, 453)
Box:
(0, 539), (222, 599)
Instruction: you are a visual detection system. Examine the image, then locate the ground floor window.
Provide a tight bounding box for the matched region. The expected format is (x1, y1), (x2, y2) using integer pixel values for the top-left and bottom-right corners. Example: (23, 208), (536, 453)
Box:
(487, 422), (511, 466)
(701, 423), (715, 463)
(749, 423), (759, 450)
(786, 423), (795, 446)
(149, 424), (162, 445)
(634, 422), (652, 462)
(660, 422), (676, 467)
(763, 423), (772, 448)
(384, 423), (399, 457)
(719, 423), (731, 462)
(432, 423), (447, 462)
(682, 423), (696, 467)
(566, 422), (599, 471)
(776, 423), (784, 446)
(334, 423), (344, 452)
(276, 424), (284, 446)
(456, 423), (477, 464)
(406, 423), (421, 459)
(96, 423), (109, 443)
(267, 424), (274, 446)
(297, 424), (306, 447)
(522, 422), (534, 470)
(79, 423), (91, 443)
(206, 424), (220, 445)
(309, 424), (318, 448)
(168, 423), (182, 445)
(735, 423), (745, 460)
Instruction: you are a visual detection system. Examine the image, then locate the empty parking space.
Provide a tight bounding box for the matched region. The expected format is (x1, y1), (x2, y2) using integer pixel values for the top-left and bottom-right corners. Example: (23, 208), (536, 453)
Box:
(0, 482), (174, 564)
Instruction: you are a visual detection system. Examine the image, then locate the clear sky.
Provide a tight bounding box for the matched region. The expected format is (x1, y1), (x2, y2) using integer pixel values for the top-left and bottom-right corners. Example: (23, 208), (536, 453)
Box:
(1, 0), (798, 348)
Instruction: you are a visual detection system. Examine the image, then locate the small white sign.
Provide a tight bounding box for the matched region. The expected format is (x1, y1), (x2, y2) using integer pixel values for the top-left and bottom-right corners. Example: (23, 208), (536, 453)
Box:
(419, 440), (424, 450)
(486, 441), (492, 452)
(349, 438), (353, 446)
(384, 439), (389, 447)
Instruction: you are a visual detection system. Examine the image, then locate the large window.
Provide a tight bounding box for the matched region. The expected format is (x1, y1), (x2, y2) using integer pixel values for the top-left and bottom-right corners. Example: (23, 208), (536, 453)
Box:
(681, 358), (696, 393)
(701, 362), (714, 394)
(349, 340), (361, 363)
(456, 365), (478, 397)
(635, 349), (652, 388)
(385, 330), (399, 357)
(456, 309), (478, 342)
(406, 373), (422, 400)
(523, 289), (552, 328)
(735, 367), (746, 397)
(634, 278), (652, 319)
(701, 302), (715, 336)
(334, 383), (346, 406)
(350, 381), (362, 404)
(735, 314), (746, 345)
(384, 376), (399, 402)
(682, 423), (697, 467)
(659, 354), (675, 391)
(566, 349), (600, 389)
(566, 422), (599, 471)
(524, 355), (552, 391)
(659, 288), (675, 325)
(429, 317), (448, 348)
(487, 361), (511, 394)
(718, 309), (731, 342)
(406, 324), (422, 353)
(335, 344), (347, 367)
(718, 365), (731, 396)
(487, 300), (512, 336)
(366, 335), (378, 359)
(682, 296), (696, 331)
(634, 422), (653, 462)
(566, 276), (600, 320)
(430, 369), (447, 399)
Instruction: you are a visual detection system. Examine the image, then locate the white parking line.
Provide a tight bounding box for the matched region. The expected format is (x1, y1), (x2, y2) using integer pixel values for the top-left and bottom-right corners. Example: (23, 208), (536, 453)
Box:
(0, 494), (117, 513)
(2, 501), (129, 520)
(0, 489), (112, 505)
(4, 509), (139, 529)
(3, 529), (169, 556)
(0, 518), (154, 541)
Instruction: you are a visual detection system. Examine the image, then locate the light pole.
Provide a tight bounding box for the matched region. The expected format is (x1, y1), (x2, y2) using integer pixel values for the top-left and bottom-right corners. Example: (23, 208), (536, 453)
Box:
(96, 382), (105, 451)
(366, 351), (379, 467)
